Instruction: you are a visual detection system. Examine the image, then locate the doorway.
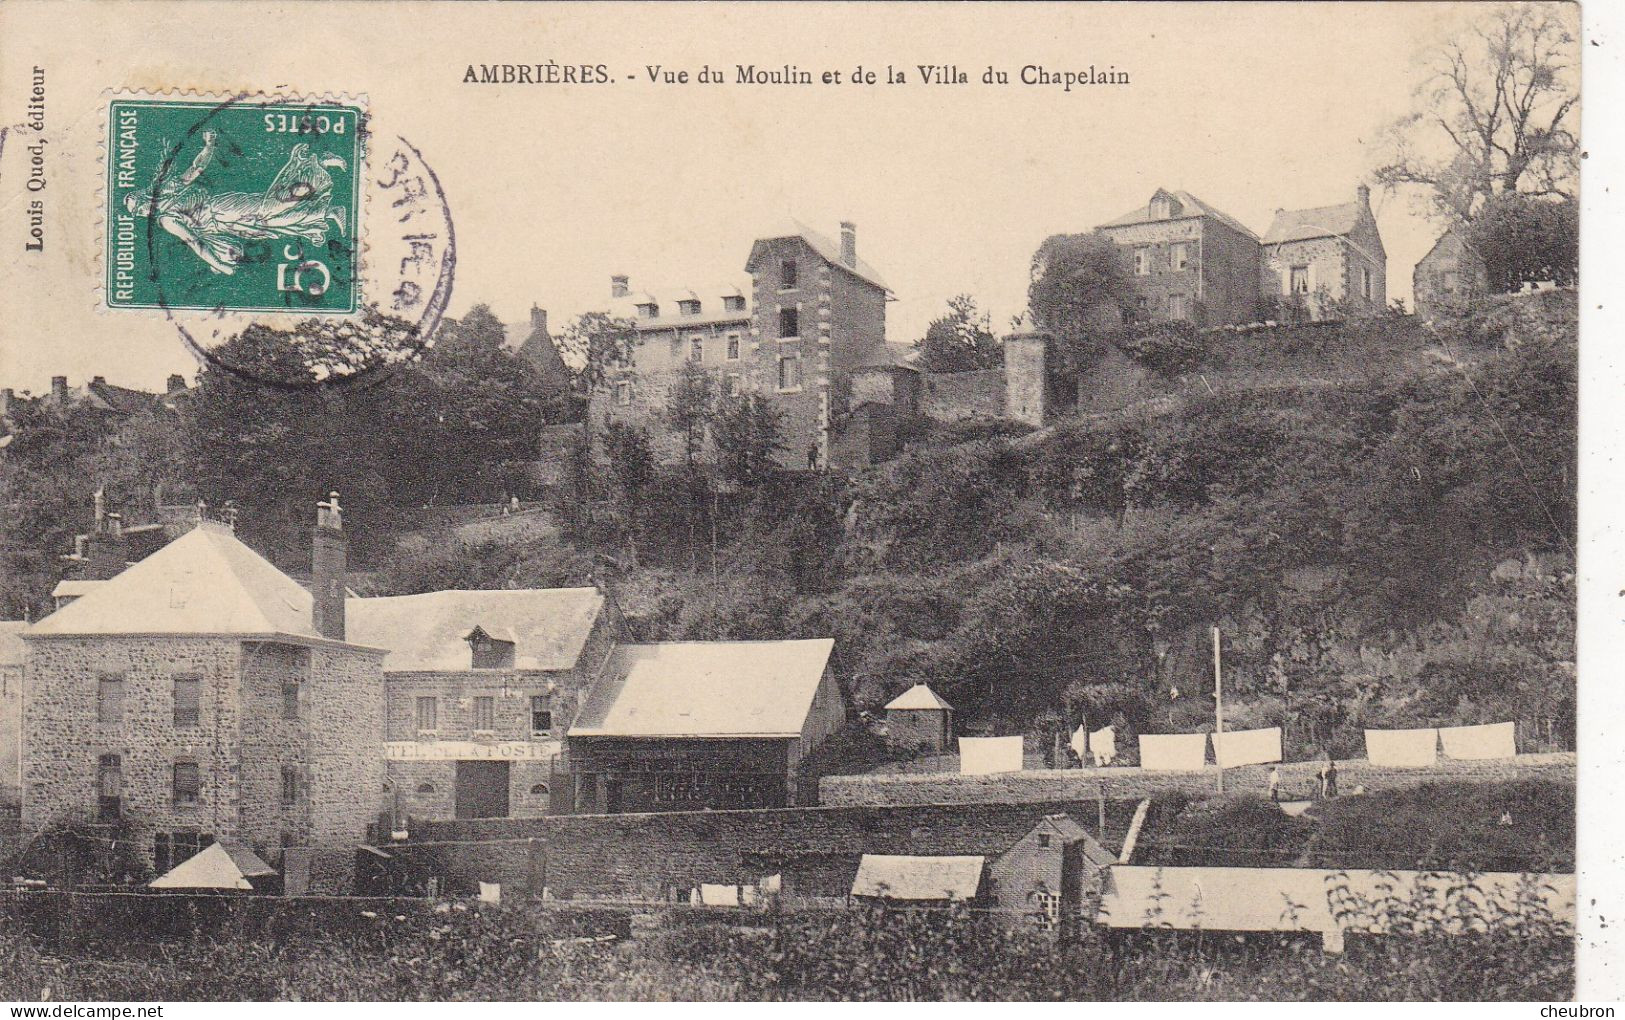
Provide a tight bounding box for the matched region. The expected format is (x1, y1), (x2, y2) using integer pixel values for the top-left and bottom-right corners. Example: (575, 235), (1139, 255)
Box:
(455, 760), (510, 819)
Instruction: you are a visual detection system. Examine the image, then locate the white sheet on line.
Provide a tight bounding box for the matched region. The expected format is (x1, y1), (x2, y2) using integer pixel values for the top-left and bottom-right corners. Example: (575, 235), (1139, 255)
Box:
(698, 883), (741, 906)
(1090, 725), (1117, 766)
(959, 736), (1024, 775)
(1438, 721), (1517, 760)
(1139, 733), (1208, 771)
(1364, 728), (1439, 767)
(1069, 725), (1089, 762)
(1213, 727), (1283, 768)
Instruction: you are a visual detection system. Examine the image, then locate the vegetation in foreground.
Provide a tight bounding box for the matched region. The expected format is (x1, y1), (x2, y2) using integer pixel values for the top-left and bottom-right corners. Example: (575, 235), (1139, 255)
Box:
(0, 895), (1571, 1002)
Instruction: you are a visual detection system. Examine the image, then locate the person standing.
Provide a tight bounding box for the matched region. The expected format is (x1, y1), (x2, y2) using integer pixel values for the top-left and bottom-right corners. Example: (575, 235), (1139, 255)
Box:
(1317, 760), (1329, 798)
(1325, 760), (1339, 798)
(1268, 765), (1282, 802)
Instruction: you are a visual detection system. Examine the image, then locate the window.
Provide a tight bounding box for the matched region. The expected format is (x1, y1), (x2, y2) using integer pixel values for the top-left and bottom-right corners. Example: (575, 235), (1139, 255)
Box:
(97, 673), (123, 725)
(780, 259), (798, 288)
(1133, 248), (1151, 276)
(416, 782), (436, 794)
(1171, 243), (1189, 271)
(1289, 265), (1310, 295)
(725, 373), (742, 397)
(1151, 195), (1178, 220)
(97, 754), (121, 822)
(415, 696), (438, 732)
(723, 295), (746, 312)
(777, 343), (803, 392)
(172, 675), (201, 728)
(172, 761), (201, 807)
(531, 783), (549, 797)
(281, 766), (300, 806)
(1442, 270), (1459, 293)
(779, 306), (799, 338)
(473, 695), (495, 731)
(1034, 891), (1061, 931)
(689, 337), (704, 362)
(678, 298), (701, 316)
(726, 333), (740, 360)
(1037, 833), (1051, 848)
(635, 301), (658, 319)
(282, 681), (300, 721)
(531, 695), (553, 735)
(1362, 267), (1373, 300)
(615, 380), (632, 406)
(154, 831), (209, 874)
(1169, 294), (1189, 321)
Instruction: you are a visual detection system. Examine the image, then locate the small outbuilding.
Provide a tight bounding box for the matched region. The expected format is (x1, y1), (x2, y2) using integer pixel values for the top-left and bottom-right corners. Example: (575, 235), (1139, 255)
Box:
(851, 854), (985, 905)
(884, 683), (954, 752)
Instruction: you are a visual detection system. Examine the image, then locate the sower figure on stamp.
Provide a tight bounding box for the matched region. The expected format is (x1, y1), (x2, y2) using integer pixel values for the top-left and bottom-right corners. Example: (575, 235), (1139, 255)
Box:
(125, 130), (349, 276)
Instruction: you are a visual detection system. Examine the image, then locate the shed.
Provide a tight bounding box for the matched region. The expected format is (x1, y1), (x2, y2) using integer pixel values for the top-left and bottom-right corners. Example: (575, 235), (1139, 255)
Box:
(883, 683), (954, 752)
(149, 840), (277, 891)
(851, 854), (985, 902)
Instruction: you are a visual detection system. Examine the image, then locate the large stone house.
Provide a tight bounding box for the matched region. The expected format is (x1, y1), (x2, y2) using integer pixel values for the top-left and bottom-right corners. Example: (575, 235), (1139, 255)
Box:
(566, 638), (846, 813)
(592, 221), (906, 470)
(351, 587), (616, 823)
(0, 623), (24, 809)
(1261, 185), (1388, 320)
(1096, 189), (1262, 327)
(20, 502), (387, 872)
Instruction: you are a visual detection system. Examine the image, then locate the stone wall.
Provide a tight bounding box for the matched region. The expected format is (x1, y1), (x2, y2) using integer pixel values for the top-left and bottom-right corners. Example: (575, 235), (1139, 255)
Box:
(920, 369), (1005, 422)
(238, 641), (314, 853)
(306, 644), (387, 849)
(390, 797), (1138, 900)
(0, 665), (20, 806)
(818, 752), (1576, 807)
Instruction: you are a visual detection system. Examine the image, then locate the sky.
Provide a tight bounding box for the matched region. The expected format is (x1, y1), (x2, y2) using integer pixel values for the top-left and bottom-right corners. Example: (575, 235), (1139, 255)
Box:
(0, 1), (1551, 394)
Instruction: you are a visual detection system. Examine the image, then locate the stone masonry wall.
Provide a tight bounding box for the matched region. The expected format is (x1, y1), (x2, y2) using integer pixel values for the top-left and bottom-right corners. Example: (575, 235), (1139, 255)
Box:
(238, 641), (314, 855)
(305, 644), (386, 849)
(920, 370), (1005, 422)
(0, 665), (20, 806)
(819, 752), (1576, 807)
(22, 636), (242, 857)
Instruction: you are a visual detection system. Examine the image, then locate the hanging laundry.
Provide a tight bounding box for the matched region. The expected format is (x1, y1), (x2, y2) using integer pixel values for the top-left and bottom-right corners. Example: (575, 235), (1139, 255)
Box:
(1364, 728), (1439, 767)
(1139, 733), (1208, 771)
(1090, 725), (1117, 767)
(1069, 725), (1089, 763)
(1438, 721), (1517, 760)
(1212, 727), (1283, 768)
(959, 736), (1024, 775)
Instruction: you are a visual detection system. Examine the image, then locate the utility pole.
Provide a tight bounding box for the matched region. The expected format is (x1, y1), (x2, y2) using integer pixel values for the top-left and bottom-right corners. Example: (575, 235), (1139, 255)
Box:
(1213, 625), (1224, 794)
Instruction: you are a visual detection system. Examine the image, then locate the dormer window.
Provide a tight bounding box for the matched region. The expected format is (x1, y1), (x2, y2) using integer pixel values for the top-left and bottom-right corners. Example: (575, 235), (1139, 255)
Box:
(465, 626), (516, 669)
(723, 295), (746, 313)
(635, 301), (659, 319)
(678, 299), (701, 316)
(1151, 194), (1182, 220)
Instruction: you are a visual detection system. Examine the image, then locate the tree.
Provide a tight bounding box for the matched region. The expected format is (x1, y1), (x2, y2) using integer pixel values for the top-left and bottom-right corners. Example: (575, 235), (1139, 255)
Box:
(1026, 232), (1135, 343)
(600, 418), (656, 562)
(1374, 5), (1579, 223)
(1467, 192), (1578, 291)
(712, 392), (787, 487)
(555, 311), (638, 392)
(917, 295), (1002, 373)
(664, 362), (716, 470)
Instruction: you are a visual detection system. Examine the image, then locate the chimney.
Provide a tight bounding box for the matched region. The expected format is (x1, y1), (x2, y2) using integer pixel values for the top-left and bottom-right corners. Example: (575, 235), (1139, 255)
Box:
(50, 376), (67, 404)
(312, 492), (347, 641)
(167, 373), (186, 394)
(611, 274), (630, 299)
(530, 306), (549, 334)
(840, 221), (857, 268)
(91, 376), (106, 387)
(1, 388), (12, 416)
(1356, 183), (1371, 207)
(85, 512), (127, 580)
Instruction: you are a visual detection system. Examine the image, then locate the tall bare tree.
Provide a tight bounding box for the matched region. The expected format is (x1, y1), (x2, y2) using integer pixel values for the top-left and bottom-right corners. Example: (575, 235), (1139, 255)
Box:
(1374, 3), (1578, 223)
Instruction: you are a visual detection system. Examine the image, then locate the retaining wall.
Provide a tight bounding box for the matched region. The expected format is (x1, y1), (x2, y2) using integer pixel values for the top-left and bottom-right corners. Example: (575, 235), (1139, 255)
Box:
(818, 753), (1576, 807)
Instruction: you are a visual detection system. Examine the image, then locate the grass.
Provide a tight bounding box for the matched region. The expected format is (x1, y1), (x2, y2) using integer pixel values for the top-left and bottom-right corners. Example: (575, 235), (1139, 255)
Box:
(0, 896), (1571, 1001)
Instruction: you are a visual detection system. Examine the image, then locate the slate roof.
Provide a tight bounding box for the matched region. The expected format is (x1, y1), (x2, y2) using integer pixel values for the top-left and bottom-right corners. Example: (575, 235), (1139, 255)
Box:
(346, 587), (605, 672)
(855, 342), (922, 373)
(851, 854), (985, 900)
(746, 220), (892, 293)
(610, 283), (753, 333)
(885, 683), (953, 711)
(569, 638), (835, 738)
(1260, 201), (1364, 245)
(1099, 189), (1259, 241)
(27, 522), (330, 641)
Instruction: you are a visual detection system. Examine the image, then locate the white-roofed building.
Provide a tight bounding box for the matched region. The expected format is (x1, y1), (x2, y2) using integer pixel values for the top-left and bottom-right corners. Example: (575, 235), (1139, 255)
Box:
(566, 638), (846, 812)
(20, 501), (389, 885)
(851, 854), (986, 902)
(883, 683), (954, 752)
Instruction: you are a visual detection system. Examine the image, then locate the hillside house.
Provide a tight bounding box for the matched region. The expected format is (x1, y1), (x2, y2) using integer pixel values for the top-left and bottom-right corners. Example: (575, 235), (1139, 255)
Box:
(566, 639), (846, 812)
(1412, 227), (1489, 319)
(351, 587), (615, 823)
(1261, 185), (1388, 320)
(1097, 189), (1262, 327)
(592, 221), (898, 471)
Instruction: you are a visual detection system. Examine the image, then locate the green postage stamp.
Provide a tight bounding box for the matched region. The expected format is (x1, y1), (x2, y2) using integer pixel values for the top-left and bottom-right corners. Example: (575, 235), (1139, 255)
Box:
(105, 96), (364, 313)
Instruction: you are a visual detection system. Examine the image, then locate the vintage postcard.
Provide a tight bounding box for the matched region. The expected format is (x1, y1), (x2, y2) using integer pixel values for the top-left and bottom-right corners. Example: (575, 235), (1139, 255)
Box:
(0, 0), (1611, 1006)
